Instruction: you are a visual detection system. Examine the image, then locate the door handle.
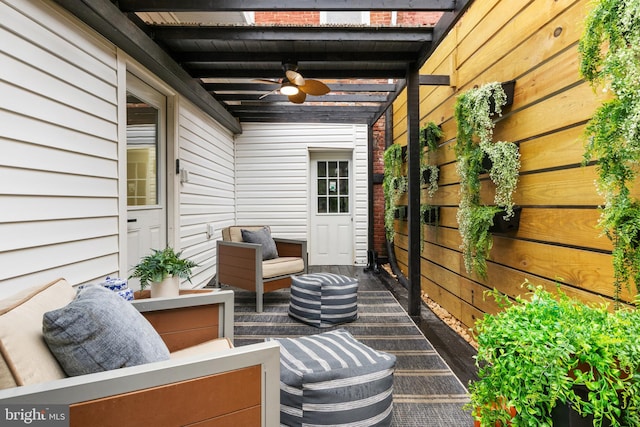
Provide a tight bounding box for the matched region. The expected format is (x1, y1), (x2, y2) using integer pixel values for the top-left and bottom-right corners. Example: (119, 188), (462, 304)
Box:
(127, 218), (137, 223)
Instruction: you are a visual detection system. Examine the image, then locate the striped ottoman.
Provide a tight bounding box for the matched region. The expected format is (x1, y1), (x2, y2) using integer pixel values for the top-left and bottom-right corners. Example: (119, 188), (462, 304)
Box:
(269, 329), (396, 427)
(288, 273), (358, 328)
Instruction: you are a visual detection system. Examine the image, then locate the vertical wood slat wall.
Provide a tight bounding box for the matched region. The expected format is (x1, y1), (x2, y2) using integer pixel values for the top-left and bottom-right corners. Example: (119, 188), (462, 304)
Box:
(390, 0), (631, 331)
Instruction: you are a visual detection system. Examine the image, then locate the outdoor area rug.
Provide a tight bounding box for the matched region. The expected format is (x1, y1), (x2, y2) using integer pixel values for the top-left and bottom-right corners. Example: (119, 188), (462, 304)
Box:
(229, 266), (473, 426)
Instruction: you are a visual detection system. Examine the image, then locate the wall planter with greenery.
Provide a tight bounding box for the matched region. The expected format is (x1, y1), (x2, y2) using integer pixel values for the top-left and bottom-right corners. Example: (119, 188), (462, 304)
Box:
(383, 143), (407, 243)
(419, 122), (444, 250)
(469, 283), (640, 427)
(488, 206), (522, 234)
(579, 0), (640, 301)
(419, 121), (443, 198)
(454, 81), (521, 278)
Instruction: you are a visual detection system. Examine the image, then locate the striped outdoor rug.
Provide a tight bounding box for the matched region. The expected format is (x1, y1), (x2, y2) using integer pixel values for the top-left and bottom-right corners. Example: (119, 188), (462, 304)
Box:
(230, 266), (473, 426)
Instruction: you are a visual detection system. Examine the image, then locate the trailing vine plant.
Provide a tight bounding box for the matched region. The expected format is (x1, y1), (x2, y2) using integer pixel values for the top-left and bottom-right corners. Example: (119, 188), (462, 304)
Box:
(419, 122), (444, 251)
(579, 0), (640, 301)
(383, 143), (407, 243)
(454, 82), (521, 278)
(419, 121), (443, 198)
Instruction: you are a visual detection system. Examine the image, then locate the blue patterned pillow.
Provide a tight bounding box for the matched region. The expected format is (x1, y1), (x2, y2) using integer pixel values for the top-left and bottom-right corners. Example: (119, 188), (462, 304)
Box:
(42, 285), (170, 377)
(241, 226), (279, 260)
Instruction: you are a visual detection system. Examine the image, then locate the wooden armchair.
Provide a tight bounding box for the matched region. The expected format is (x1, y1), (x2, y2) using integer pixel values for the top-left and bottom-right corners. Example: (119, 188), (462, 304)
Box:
(216, 226), (307, 312)
(0, 279), (280, 426)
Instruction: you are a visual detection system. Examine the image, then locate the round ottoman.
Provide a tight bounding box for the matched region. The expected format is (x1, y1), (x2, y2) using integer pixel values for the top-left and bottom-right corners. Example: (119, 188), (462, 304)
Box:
(269, 329), (396, 427)
(288, 273), (358, 328)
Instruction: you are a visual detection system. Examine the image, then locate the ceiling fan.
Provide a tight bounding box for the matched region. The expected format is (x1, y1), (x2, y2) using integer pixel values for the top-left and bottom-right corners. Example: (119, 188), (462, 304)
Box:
(256, 62), (330, 104)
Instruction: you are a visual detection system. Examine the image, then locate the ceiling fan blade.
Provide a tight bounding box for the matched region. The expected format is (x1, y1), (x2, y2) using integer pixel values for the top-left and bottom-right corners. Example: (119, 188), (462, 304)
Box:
(259, 89), (279, 99)
(298, 79), (330, 96)
(253, 78), (280, 84)
(285, 70), (305, 86)
(288, 91), (307, 104)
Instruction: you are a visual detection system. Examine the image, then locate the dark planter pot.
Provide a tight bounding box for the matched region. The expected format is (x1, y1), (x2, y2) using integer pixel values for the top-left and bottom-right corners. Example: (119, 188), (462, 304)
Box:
(422, 206), (439, 225)
(489, 80), (516, 116)
(394, 206), (407, 220)
(489, 206), (522, 234)
(551, 386), (613, 427)
(481, 156), (493, 173)
(422, 167), (439, 184)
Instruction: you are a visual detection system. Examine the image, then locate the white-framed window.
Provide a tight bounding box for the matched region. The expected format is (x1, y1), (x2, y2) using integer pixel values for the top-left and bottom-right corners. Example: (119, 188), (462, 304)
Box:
(320, 11), (370, 25)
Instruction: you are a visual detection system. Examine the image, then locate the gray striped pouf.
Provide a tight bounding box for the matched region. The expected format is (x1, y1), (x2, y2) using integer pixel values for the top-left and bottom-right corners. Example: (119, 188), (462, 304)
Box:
(288, 273), (358, 328)
(268, 329), (396, 427)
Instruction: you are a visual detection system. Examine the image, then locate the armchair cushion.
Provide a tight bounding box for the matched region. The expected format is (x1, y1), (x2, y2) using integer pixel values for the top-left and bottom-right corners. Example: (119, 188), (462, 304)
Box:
(42, 285), (170, 377)
(0, 278), (76, 387)
(241, 226), (279, 260)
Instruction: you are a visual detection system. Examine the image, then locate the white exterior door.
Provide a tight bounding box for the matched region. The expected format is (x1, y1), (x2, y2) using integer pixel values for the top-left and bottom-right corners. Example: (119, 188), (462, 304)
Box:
(309, 153), (353, 265)
(126, 73), (167, 287)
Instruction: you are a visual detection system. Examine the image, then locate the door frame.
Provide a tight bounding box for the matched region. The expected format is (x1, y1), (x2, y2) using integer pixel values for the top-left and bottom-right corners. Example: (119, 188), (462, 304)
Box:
(307, 149), (355, 265)
(118, 52), (178, 277)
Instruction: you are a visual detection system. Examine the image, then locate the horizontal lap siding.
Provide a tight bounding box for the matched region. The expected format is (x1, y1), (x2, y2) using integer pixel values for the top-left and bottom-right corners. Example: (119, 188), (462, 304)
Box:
(234, 123), (368, 265)
(391, 0), (625, 330)
(178, 100), (235, 288)
(0, 0), (119, 297)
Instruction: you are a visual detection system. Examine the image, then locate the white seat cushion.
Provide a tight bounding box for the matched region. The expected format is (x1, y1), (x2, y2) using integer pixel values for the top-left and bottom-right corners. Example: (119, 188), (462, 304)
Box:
(263, 257), (305, 279)
(170, 338), (233, 359)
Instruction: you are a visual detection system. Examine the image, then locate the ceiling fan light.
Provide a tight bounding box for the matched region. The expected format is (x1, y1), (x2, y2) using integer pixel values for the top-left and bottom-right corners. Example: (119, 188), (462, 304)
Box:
(280, 83), (299, 96)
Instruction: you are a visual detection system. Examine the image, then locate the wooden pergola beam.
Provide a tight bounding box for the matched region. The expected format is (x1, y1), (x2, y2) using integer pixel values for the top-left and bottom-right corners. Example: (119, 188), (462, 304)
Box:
(117, 0), (456, 12)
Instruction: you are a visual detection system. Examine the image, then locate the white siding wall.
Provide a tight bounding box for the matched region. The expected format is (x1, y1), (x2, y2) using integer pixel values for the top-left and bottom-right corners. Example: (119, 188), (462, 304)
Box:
(0, 0), (120, 297)
(234, 123), (369, 265)
(177, 99), (235, 288)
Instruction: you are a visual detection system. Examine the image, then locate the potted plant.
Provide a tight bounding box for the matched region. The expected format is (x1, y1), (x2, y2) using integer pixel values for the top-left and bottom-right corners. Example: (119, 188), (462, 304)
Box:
(383, 143), (407, 243)
(469, 282), (640, 427)
(579, 0), (640, 302)
(454, 81), (521, 278)
(129, 246), (198, 298)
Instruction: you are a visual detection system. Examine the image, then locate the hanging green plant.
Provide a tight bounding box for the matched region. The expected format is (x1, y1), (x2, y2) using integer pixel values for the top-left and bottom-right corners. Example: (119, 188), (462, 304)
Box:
(419, 122), (444, 198)
(419, 122), (444, 252)
(579, 0), (640, 301)
(383, 143), (407, 243)
(453, 82), (521, 278)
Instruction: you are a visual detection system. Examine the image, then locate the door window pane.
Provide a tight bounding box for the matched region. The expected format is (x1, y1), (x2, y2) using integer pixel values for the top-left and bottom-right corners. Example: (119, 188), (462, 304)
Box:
(127, 94), (159, 206)
(317, 161), (327, 178)
(318, 197), (327, 213)
(316, 160), (350, 214)
(318, 179), (327, 196)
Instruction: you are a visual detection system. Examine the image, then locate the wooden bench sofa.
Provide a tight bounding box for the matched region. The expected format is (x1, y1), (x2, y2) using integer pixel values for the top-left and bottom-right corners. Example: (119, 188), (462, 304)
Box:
(0, 278), (280, 426)
(216, 225), (307, 312)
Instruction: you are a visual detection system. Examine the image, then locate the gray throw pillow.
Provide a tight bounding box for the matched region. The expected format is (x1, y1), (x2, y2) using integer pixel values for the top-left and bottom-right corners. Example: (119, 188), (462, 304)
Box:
(241, 227), (279, 260)
(42, 285), (170, 377)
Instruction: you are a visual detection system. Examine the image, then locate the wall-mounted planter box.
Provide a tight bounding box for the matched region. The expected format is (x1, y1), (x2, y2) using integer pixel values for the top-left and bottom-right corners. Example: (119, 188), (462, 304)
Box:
(489, 206), (521, 234)
(422, 206), (440, 225)
(394, 205), (408, 220)
(550, 386), (613, 427)
(422, 167), (439, 184)
(489, 80), (516, 116)
(481, 156), (493, 174)
(420, 125), (443, 150)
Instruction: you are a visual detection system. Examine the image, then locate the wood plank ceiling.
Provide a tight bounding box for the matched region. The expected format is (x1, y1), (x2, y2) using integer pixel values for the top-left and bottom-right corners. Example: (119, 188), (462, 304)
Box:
(54, 1), (469, 131)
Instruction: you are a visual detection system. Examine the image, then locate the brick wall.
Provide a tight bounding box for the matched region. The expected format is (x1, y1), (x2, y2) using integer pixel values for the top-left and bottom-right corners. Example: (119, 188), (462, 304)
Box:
(397, 12), (442, 25)
(256, 11), (319, 24)
(255, 11), (442, 26)
(372, 114), (387, 259)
